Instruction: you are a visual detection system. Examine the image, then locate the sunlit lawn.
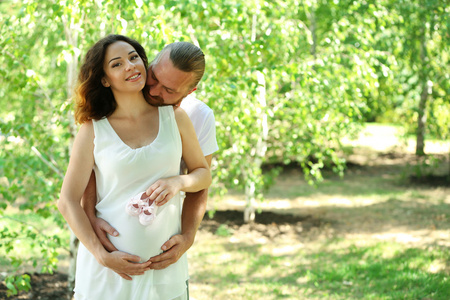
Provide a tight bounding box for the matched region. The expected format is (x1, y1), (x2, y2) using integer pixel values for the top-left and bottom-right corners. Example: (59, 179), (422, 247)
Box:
(189, 234), (450, 300)
(189, 152), (450, 299)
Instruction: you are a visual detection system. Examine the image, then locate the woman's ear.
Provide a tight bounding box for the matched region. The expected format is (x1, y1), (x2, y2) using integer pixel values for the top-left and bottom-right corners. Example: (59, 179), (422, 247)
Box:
(101, 78), (110, 87)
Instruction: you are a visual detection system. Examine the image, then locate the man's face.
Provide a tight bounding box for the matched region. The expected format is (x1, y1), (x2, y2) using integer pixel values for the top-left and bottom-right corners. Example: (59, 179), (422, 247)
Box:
(146, 51), (195, 106)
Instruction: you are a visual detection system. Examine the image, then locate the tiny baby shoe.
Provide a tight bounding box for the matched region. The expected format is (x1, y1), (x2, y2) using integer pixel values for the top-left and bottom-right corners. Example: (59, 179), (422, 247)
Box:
(126, 192), (149, 216)
(139, 201), (158, 226)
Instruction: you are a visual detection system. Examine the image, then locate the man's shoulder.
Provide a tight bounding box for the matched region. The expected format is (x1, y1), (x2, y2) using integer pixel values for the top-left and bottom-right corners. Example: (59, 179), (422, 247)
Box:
(180, 94), (213, 117)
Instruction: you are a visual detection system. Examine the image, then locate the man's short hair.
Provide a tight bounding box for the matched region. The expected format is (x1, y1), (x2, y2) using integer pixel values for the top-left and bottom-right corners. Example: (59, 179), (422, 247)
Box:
(153, 42), (205, 90)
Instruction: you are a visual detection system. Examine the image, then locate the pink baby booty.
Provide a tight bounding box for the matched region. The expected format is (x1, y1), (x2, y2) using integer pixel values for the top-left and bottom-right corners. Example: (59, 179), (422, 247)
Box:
(139, 201), (158, 226)
(126, 192), (149, 216)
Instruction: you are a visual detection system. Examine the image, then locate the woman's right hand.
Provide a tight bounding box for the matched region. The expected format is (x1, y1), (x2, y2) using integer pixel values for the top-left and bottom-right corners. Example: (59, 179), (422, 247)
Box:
(98, 251), (152, 280)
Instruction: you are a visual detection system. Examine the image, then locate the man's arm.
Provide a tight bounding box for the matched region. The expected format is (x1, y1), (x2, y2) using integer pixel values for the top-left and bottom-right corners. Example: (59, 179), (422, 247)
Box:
(148, 155), (211, 269)
(81, 171), (97, 221)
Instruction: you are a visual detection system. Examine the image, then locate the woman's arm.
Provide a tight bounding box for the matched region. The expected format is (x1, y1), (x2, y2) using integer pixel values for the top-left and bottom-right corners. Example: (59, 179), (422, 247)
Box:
(58, 121), (106, 259)
(146, 107), (212, 205)
(58, 121), (150, 279)
(175, 106), (212, 190)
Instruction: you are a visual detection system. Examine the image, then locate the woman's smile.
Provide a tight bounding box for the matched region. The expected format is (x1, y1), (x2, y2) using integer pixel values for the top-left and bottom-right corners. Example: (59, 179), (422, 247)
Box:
(126, 73), (142, 81)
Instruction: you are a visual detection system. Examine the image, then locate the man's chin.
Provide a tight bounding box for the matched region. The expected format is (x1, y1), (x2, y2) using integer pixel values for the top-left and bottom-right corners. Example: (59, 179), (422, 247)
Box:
(148, 96), (165, 106)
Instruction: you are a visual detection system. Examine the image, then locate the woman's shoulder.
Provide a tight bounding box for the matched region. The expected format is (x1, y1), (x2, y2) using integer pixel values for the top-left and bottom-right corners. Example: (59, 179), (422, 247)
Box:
(72, 120), (95, 152)
(173, 106), (189, 123)
(77, 120), (95, 138)
(79, 119), (94, 129)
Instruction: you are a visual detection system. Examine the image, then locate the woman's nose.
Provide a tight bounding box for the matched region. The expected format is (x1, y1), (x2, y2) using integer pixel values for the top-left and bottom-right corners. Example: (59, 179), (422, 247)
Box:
(125, 60), (136, 71)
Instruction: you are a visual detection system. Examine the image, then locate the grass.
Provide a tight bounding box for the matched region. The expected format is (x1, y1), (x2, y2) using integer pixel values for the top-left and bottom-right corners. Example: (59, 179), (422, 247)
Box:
(303, 242), (449, 299)
(189, 230), (450, 300)
(192, 148), (450, 299)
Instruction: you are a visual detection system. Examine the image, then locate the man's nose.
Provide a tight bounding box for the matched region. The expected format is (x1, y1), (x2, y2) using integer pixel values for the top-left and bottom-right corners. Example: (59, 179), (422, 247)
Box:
(150, 83), (162, 96)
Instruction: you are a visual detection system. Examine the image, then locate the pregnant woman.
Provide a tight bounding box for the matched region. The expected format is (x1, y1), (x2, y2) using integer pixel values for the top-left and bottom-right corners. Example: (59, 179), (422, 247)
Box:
(58, 34), (211, 300)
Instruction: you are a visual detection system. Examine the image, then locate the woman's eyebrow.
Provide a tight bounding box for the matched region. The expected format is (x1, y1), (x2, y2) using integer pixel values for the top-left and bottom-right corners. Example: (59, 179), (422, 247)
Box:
(108, 51), (137, 64)
(108, 57), (121, 64)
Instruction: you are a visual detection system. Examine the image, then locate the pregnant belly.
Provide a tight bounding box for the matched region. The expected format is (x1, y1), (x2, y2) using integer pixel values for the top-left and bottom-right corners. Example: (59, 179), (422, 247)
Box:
(99, 202), (180, 262)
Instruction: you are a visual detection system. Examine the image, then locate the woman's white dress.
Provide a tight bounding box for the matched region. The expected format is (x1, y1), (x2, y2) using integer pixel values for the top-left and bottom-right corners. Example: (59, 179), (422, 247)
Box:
(74, 106), (188, 300)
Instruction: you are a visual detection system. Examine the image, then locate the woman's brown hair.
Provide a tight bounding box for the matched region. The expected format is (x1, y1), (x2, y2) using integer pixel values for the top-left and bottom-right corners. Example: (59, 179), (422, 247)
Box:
(74, 34), (150, 124)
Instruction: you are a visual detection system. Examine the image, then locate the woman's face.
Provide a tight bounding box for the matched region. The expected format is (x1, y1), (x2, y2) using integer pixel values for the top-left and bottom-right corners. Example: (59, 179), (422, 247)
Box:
(101, 41), (146, 94)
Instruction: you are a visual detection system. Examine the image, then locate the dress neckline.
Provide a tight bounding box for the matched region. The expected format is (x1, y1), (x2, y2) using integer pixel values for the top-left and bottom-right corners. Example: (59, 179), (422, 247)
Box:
(104, 107), (161, 151)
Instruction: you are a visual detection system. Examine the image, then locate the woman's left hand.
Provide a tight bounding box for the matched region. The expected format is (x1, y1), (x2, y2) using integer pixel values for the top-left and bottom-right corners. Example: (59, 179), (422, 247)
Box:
(145, 176), (181, 206)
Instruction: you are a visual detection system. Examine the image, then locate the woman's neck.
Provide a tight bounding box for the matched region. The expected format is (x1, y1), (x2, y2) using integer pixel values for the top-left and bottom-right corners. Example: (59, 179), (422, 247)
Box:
(111, 91), (153, 119)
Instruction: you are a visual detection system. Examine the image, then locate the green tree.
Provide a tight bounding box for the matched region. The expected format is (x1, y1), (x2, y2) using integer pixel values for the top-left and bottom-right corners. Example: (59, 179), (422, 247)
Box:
(1, 1), (70, 295)
(387, 0), (449, 155)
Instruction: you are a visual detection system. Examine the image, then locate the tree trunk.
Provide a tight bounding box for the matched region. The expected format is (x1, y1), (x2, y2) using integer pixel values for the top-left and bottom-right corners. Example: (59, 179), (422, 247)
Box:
(416, 28), (429, 156)
(244, 70), (268, 223)
(416, 81), (427, 156)
(244, 12), (268, 223)
(244, 181), (256, 223)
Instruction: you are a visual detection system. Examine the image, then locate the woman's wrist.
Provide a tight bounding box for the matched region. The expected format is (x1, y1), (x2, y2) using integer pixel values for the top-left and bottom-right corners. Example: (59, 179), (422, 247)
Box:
(93, 245), (110, 267)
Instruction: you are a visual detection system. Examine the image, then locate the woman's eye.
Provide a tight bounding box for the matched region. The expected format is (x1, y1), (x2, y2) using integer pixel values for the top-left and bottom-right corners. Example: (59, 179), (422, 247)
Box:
(131, 55), (139, 60)
(112, 63), (121, 68)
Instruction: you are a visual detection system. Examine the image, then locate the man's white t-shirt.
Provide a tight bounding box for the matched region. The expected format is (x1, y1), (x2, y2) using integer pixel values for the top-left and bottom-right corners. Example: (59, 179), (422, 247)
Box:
(180, 94), (218, 157)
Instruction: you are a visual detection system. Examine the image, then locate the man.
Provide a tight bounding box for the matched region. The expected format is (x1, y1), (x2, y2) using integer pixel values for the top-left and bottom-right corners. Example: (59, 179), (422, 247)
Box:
(81, 42), (218, 280)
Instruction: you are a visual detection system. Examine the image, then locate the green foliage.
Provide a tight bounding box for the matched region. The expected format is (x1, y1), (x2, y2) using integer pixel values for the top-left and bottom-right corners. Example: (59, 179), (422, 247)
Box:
(5, 273), (31, 297)
(215, 224), (233, 237)
(406, 155), (448, 179)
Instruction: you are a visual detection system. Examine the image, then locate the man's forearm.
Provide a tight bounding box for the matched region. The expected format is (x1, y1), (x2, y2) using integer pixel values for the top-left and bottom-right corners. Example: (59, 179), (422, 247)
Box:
(181, 189), (207, 246)
(81, 171), (97, 221)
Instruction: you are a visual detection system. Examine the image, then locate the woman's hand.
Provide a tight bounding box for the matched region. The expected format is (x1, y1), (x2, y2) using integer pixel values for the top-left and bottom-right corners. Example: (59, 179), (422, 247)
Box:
(145, 176), (182, 206)
(97, 251), (152, 280)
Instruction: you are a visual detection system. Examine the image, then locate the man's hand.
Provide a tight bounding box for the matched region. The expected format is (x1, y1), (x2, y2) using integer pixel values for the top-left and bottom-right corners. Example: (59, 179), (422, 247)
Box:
(147, 188), (208, 270)
(91, 217), (119, 253)
(148, 234), (191, 270)
(99, 251), (152, 280)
